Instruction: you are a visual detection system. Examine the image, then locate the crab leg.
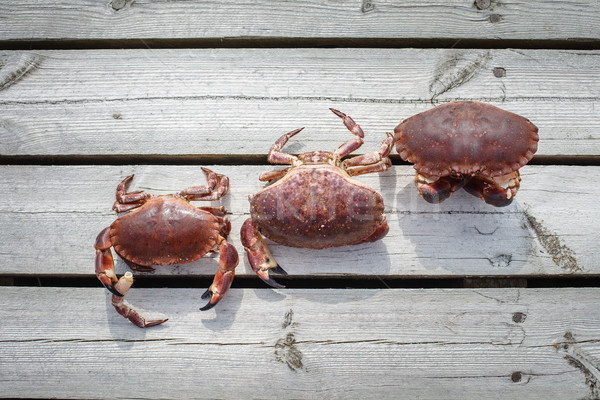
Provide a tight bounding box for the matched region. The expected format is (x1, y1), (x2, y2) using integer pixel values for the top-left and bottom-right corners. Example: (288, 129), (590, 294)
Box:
(113, 175), (151, 213)
(347, 158), (392, 177)
(415, 173), (468, 204)
(343, 133), (394, 168)
(259, 167), (292, 182)
(198, 205), (228, 217)
(330, 108), (365, 158)
(463, 171), (521, 207)
(240, 218), (287, 289)
(215, 215), (232, 240)
(344, 133), (394, 176)
(200, 238), (239, 311)
(94, 227), (168, 328)
(180, 167), (229, 201)
(267, 128), (304, 165)
(111, 273), (168, 328)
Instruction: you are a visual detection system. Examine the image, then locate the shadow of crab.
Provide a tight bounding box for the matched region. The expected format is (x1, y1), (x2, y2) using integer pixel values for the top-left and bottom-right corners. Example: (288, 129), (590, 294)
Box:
(395, 180), (534, 276)
(248, 238), (391, 305)
(106, 256), (243, 333)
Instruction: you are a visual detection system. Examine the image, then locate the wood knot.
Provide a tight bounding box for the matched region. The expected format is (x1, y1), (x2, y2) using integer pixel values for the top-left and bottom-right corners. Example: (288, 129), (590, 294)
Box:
(488, 14), (502, 23)
(511, 371), (522, 382)
(282, 309), (294, 328)
(474, 0), (492, 10)
(274, 333), (304, 372)
(361, 0), (375, 13)
(512, 312), (526, 323)
(493, 67), (506, 78)
(111, 0), (127, 11)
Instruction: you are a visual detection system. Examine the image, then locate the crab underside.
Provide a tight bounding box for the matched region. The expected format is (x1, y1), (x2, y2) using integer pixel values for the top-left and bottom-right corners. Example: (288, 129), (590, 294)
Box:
(394, 101), (539, 206)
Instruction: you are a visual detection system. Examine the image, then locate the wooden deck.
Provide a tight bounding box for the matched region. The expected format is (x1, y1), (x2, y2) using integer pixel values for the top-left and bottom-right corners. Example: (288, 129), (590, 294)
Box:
(1, 1), (599, 399)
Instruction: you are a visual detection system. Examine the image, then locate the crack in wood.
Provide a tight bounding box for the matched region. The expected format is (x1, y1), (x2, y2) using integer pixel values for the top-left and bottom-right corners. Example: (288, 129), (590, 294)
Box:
(0, 337), (267, 346)
(167, 341), (266, 346)
(0, 337), (180, 343)
(0, 210), (107, 215)
(297, 338), (523, 346)
(471, 290), (509, 303)
(0, 94), (597, 107)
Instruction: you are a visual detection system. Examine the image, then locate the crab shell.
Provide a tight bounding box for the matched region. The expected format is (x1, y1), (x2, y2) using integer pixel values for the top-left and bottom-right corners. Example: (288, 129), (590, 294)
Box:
(110, 197), (220, 266)
(394, 101), (539, 178)
(249, 164), (386, 249)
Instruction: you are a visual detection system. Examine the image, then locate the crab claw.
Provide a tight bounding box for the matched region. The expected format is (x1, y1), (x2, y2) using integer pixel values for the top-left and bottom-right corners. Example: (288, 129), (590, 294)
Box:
(415, 173), (468, 204)
(200, 289), (219, 311)
(255, 264), (287, 289)
(200, 239), (238, 311)
(240, 218), (286, 289)
(95, 255), (122, 296)
(95, 227), (123, 297)
(102, 278), (124, 297)
(271, 265), (288, 275)
(463, 172), (521, 207)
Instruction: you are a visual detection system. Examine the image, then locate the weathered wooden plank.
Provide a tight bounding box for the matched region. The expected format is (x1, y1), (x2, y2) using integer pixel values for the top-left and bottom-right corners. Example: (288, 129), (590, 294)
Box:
(0, 287), (597, 399)
(0, 1), (598, 41)
(0, 49), (598, 157)
(1, 49), (598, 101)
(0, 99), (597, 158)
(0, 165), (594, 277)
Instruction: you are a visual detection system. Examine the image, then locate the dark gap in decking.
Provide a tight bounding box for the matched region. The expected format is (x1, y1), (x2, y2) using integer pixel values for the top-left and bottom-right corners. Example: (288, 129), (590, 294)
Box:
(3, 275), (600, 290)
(0, 154), (270, 166)
(1, 154), (600, 167)
(526, 155), (600, 166)
(0, 38), (599, 51)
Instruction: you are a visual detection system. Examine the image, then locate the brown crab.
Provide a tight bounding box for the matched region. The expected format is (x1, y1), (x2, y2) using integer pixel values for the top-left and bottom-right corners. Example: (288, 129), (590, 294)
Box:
(394, 101), (539, 207)
(241, 108), (393, 288)
(95, 168), (239, 327)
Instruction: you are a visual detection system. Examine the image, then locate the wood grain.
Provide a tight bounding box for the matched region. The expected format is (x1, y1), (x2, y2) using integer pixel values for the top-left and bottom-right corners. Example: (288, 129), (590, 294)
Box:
(1, 2), (597, 399)
(0, 1), (598, 41)
(0, 286), (597, 399)
(0, 165), (594, 278)
(0, 49), (598, 157)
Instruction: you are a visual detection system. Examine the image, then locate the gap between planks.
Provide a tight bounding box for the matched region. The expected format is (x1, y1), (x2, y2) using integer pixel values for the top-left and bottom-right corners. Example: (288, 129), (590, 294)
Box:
(1, 38), (600, 52)
(1, 154), (600, 167)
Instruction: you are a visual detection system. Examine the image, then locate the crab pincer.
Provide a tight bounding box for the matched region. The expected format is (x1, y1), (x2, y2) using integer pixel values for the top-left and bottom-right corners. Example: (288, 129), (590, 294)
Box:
(240, 218), (288, 288)
(200, 240), (239, 310)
